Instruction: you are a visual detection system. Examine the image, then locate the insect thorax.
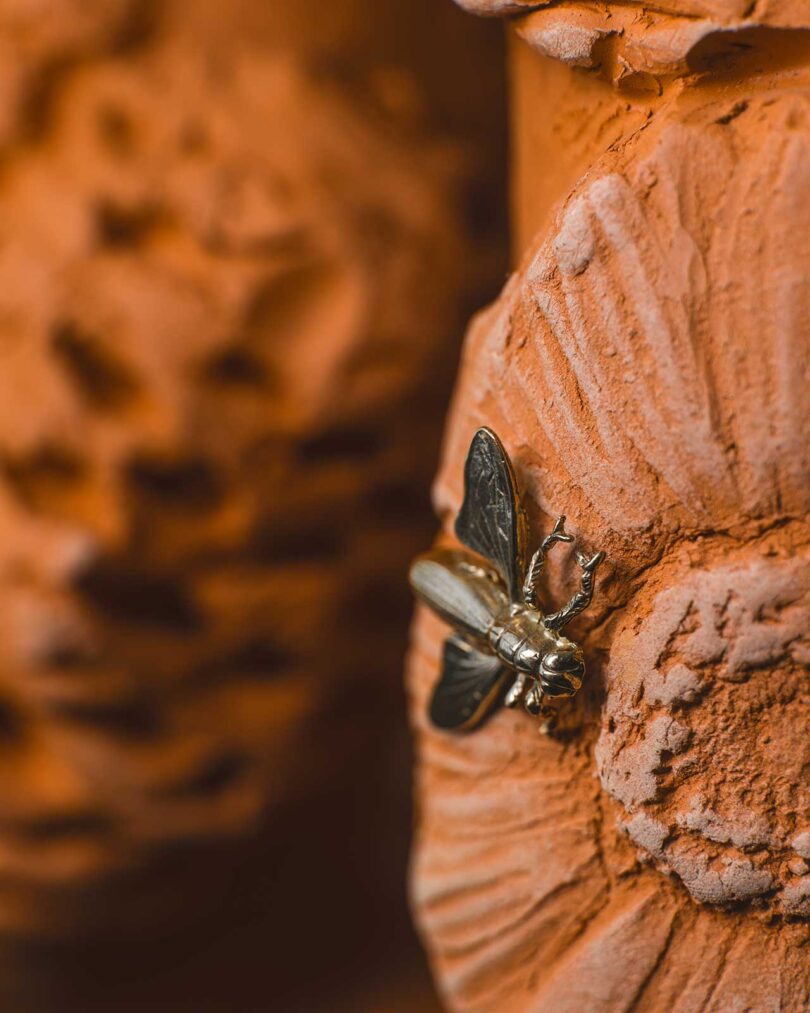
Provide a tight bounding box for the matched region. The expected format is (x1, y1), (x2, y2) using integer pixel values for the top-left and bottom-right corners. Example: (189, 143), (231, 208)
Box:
(487, 606), (560, 674)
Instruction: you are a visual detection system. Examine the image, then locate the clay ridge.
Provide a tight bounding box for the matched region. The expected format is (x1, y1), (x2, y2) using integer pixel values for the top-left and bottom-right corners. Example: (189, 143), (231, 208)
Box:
(454, 0), (810, 84)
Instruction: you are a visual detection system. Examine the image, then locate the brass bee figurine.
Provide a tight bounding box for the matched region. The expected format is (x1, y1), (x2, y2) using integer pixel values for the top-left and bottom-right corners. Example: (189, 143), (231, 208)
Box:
(410, 427), (604, 732)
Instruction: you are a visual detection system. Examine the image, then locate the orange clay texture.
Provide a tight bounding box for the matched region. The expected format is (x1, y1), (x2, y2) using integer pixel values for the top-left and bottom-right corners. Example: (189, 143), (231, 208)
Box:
(408, 6), (810, 1012)
(0, 0), (506, 1007)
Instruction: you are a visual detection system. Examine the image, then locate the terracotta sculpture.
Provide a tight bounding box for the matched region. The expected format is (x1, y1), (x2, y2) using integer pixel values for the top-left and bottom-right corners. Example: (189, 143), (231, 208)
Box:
(0, 0), (503, 1006)
(408, 3), (810, 1009)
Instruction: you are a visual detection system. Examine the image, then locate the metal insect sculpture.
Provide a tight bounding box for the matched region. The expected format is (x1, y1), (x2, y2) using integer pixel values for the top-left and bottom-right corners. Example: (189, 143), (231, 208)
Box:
(410, 427), (604, 732)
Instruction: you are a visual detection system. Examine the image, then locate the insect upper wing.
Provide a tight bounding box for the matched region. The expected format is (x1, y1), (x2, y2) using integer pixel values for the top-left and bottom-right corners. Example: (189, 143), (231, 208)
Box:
(454, 427), (526, 599)
(429, 635), (508, 731)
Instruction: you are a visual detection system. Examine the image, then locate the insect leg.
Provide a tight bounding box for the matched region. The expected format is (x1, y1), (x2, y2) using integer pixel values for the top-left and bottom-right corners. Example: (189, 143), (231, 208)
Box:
(522, 516), (573, 607)
(524, 683), (558, 734)
(504, 673), (528, 708)
(544, 550), (605, 630)
(524, 681), (544, 714)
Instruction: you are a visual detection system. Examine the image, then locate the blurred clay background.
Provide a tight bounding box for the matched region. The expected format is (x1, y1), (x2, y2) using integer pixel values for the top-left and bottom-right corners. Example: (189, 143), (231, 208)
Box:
(0, 1), (507, 1009)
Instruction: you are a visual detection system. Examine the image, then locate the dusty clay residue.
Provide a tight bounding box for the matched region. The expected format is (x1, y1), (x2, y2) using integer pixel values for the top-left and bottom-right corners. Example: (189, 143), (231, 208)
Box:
(408, 34), (810, 1013)
(599, 540), (810, 913)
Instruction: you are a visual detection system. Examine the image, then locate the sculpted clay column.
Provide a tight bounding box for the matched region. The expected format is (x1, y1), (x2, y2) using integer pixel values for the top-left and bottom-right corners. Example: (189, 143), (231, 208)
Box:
(0, 1), (504, 1008)
(408, 4), (810, 1010)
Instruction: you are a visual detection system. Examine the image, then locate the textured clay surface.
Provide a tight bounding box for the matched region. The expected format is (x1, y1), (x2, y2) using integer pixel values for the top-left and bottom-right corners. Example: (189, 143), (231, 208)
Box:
(0, 0), (505, 1007)
(599, 546), (810, 913)
(458, 0), (810, 85)
(408, 27), (810, 1013)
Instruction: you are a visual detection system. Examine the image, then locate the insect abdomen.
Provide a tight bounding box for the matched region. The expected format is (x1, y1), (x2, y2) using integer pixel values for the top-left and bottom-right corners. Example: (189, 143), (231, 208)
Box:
(409, 549), (508, 643)
(489, 611), (551, 673)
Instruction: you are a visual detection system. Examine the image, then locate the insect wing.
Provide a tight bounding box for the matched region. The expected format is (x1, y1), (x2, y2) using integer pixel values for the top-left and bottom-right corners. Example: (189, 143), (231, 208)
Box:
(409, 548), (509, 643)
(455, 427), (526, 600)
(429, 635), (508, 731)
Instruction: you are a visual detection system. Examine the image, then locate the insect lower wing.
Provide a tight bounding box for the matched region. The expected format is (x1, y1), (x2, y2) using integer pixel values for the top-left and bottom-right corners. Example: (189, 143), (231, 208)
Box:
(429, 635), (508, 731)
(454, 427), (526, 600)
(410, 548), (510, 642)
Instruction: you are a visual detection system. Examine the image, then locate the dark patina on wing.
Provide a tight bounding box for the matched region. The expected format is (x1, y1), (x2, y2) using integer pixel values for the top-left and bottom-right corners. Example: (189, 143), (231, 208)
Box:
(454, 427), (526, 599)
(430, 635), (508, 731)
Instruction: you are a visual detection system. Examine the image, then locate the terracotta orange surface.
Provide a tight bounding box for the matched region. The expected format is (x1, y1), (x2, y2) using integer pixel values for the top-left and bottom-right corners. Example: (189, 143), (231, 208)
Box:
(0, 0), (507, 1007)
(408, 13), (810, 1011)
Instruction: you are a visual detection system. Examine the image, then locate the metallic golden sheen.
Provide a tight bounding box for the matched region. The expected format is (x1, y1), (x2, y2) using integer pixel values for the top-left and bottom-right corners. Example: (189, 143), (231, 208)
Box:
(410, 428), (604, 732)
